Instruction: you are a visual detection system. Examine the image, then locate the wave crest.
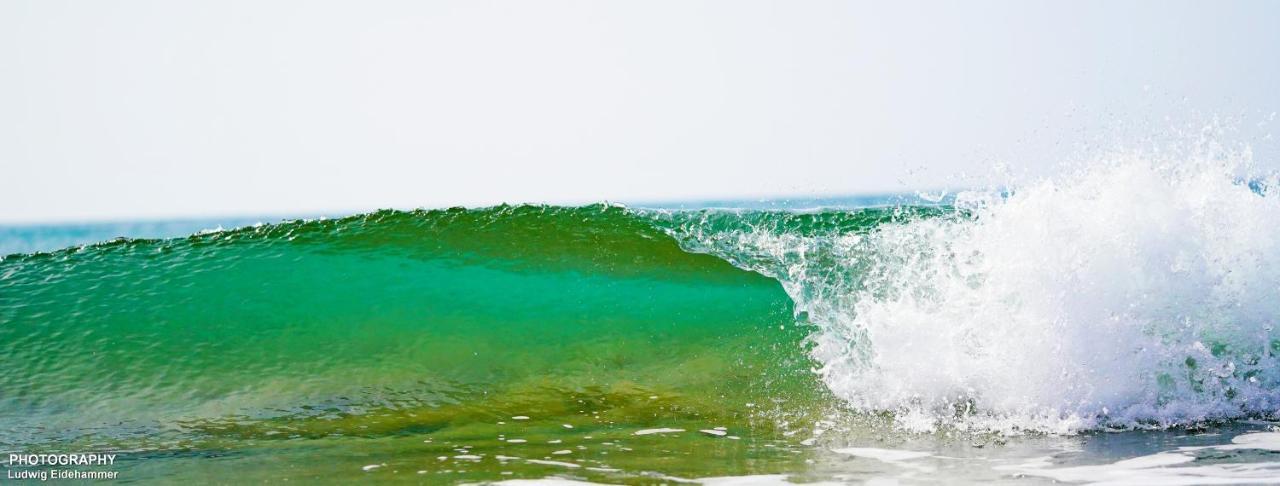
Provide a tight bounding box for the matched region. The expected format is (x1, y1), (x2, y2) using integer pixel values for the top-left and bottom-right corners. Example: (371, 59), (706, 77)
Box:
(670, 154), (1280, 433)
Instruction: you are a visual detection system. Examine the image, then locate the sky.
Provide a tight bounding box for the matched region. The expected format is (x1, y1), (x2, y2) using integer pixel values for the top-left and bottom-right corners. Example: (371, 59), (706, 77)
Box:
(2, 0), (1279, 223)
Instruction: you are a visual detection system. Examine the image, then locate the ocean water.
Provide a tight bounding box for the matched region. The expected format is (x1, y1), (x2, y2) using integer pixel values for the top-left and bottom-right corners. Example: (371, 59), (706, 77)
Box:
(0, 216), (310, 257)
(4, 156), (1280, 484)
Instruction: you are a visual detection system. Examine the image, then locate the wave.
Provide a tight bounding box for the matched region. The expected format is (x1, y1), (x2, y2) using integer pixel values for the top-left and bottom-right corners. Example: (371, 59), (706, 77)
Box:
(3, 155), (1280, 448)
(0, 205), (825, 449)
(664, 154), (1280, 433)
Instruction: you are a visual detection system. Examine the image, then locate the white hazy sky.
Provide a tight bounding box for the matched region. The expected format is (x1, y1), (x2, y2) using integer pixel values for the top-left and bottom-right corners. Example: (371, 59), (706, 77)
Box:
(2, 0), (1279, 223)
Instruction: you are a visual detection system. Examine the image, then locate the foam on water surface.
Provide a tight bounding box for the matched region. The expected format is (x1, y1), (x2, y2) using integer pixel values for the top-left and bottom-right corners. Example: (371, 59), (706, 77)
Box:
(633, 428), (685, 436)
(998, 431), (1280, 485)
(829, 447), (932, 463)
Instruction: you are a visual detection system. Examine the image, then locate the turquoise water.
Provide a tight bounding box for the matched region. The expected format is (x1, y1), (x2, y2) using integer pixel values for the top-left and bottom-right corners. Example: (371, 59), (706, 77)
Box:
(0, 217), (301, 256)
(4, 172), (1280, 484)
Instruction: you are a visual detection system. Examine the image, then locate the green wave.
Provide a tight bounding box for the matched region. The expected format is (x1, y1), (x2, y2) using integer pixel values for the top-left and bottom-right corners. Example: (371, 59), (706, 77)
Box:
(1, 205), (911, 453)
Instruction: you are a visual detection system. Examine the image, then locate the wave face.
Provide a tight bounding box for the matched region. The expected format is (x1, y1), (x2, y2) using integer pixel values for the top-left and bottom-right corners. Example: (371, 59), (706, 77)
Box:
(0, 205), (827, 450)
(665, 156), (1280, 433)
(3, 156), (1280, 456)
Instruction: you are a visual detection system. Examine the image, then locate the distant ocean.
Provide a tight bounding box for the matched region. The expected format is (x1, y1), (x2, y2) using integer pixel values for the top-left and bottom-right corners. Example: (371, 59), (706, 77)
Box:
(0, 216), (304, 256)
(4, 163), (1280, 483)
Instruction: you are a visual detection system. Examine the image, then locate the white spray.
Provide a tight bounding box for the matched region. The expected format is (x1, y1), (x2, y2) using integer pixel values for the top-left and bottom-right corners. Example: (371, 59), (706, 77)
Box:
(672, 146), (1280, 433)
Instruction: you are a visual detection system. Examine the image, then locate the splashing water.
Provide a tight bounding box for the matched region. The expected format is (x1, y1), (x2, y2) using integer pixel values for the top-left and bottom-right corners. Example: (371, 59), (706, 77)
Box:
(666, 152), (1280, 434)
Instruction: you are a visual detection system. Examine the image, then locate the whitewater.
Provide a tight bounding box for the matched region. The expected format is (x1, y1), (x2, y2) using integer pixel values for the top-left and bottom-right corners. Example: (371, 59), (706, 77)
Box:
(665, 151), (1280, 435)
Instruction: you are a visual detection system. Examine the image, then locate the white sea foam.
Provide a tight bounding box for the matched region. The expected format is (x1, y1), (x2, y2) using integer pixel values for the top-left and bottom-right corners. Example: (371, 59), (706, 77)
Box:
(674, 146), (1280, 433)
(524, 459), (581, 469)
(634, 428), (685, 435)
(999, 431), (1280, 485)
(829, 447), (931, 463)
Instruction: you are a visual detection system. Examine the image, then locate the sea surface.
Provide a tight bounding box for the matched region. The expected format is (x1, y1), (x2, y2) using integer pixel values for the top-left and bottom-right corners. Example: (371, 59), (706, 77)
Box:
(3, 159), (1280, 484)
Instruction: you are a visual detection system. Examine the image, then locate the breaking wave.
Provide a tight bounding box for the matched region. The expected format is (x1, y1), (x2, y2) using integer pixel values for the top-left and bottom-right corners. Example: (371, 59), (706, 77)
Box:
(4, 150), (1279, 446)
(667, 149), (1280, 433)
